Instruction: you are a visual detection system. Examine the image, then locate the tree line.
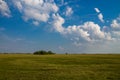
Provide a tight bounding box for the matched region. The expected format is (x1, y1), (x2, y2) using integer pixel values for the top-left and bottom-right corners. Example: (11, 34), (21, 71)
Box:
(33, 50), (55, 55)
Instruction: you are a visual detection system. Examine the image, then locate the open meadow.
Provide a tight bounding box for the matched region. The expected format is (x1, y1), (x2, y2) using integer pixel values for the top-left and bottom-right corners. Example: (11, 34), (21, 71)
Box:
(0, 54), (120, 80)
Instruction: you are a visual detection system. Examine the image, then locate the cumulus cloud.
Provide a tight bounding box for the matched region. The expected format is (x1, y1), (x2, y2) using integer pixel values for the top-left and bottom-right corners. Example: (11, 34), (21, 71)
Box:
(0, 0), (11, 17)
(110, 16), (120, 39)
(65, 6), (73, 16)
(52, 14), (112, 44)
(111, 19), (120, 30)
(65, 22), (112, 42)
(12, 0), (59, 25)
(52, 13), (65, 33)
(94, 8), (104, 23)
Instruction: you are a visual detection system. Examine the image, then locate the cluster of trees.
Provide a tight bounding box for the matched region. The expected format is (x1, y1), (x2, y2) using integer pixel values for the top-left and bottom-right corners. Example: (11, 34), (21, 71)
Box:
(33, 50), (55, 55)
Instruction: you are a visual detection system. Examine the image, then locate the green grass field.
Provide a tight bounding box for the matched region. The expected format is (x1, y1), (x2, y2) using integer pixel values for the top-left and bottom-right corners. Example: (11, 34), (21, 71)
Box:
(0, 54), (120, 80)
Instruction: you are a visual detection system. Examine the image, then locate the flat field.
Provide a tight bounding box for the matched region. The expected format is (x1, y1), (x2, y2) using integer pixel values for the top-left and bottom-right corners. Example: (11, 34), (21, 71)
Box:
(0, 54), (120, 80)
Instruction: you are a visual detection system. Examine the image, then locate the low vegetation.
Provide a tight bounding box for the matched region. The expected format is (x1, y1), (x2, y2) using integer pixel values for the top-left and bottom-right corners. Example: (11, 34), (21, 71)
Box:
(0, 54), (120, 80)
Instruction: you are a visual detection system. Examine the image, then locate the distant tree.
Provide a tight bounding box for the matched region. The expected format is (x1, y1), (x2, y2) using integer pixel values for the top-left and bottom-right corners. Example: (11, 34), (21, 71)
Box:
(65, 53), (68, 55)
(33, 50), (55, 55)
(48, 51), (55, 54)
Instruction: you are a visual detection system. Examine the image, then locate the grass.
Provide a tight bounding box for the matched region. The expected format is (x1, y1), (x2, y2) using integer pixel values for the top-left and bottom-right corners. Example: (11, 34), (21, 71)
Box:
(0, 54), (120, 80)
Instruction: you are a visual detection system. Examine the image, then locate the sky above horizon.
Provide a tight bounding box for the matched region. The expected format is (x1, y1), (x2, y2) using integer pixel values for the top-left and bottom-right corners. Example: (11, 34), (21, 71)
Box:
(0, 0), (120, 53)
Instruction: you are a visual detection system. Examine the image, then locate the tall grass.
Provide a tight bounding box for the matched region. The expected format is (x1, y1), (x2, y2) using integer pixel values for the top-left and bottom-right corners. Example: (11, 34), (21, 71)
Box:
(0, 54), (120, 80)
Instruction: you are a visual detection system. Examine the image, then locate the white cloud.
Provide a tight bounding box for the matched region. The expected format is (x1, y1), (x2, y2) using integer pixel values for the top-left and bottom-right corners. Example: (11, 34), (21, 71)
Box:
(94, 8), (100, 13)
(0, 0), (11, 17)
(13, 1), (22, 12)
(64, 24), (90, 41)
(65, 6), (73, 16)
(110, 16), (120, 39)
(98, 13), (104, 23)
(82, 22), (106, 40)
(13, 0), (59, 25)
(111, 19), (120, 30)
(94, 8), (104, 23)
(23, 8), (50, 22)
(65, 22), (112, 42)
(52, 14), (111, 44)
(52, 13), (65, 33)
(33, 21), (39, 26)
(111, 17), (120, 28)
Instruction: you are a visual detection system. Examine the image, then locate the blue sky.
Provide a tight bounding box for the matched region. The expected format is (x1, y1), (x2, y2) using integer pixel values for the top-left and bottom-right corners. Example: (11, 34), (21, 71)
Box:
(0, 0), (120, 53)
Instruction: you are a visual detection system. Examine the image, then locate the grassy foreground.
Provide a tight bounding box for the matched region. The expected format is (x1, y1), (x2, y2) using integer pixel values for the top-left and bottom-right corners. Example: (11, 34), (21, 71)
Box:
(0, 54), (120, 80)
